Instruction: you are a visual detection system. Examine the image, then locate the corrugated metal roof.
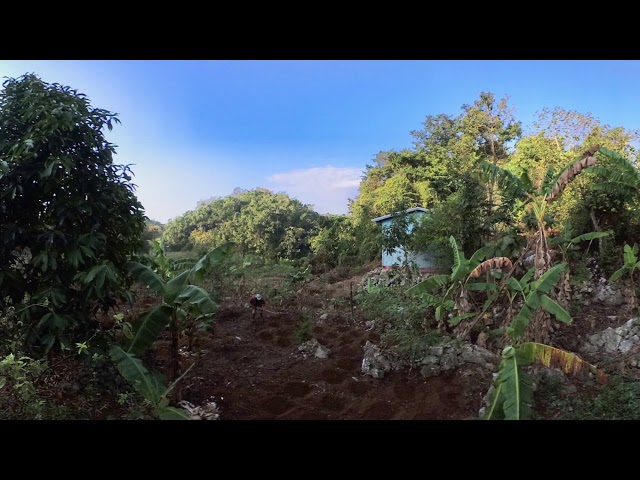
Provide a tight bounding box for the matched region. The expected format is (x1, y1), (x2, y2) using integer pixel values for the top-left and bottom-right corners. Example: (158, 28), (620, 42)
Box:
(371, 207), (429, 223)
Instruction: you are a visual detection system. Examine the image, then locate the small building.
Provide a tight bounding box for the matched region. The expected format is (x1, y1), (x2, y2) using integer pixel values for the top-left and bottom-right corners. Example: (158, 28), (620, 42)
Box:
(371, 207), (436, 270)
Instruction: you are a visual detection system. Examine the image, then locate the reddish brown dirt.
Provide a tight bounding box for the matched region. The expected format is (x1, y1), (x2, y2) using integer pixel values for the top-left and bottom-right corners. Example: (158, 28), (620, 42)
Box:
(141, 260), (635, 421)
(149, 301), (493, 420)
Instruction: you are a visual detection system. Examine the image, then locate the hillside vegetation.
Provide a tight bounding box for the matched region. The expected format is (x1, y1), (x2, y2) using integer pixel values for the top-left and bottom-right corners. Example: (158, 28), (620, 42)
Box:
(2, 75), (640, 420)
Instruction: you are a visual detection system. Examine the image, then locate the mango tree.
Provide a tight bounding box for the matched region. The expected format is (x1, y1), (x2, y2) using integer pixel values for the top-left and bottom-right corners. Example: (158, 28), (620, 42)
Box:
(0, 74), (146, 353)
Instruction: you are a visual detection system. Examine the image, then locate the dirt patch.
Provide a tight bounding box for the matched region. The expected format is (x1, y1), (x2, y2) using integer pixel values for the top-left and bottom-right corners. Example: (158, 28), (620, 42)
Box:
(320, 394), (346, 412)
(153, 294), (493, 420)
(283, 381), (312, 398)
(139, 260), (638, 421)
(263, 396), (293, 415)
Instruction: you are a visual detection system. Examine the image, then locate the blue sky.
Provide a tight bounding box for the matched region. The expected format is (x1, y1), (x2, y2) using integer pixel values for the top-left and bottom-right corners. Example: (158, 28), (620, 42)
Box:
(1, 60), (638, 223)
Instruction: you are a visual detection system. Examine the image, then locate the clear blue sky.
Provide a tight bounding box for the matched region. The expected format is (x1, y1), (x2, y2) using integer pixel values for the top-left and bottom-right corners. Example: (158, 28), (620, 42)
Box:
(1, 60), (638, 223)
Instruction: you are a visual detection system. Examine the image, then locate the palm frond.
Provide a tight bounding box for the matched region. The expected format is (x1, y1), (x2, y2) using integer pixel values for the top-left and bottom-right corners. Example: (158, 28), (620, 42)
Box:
(518, 342), (608, 384)
(407, 274), (450, 295)
(481, 162), (530, 200)
(545, 147), (600, 202)
(468, 257), (512, 279)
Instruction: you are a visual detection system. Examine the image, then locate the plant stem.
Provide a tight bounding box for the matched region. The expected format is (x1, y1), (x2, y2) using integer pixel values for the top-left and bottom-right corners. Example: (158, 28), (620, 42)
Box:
(170, 311), (180, 382)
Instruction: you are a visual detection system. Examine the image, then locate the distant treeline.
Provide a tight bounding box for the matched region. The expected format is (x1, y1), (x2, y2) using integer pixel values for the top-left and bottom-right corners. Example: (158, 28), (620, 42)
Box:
(161, 92), (640, 272)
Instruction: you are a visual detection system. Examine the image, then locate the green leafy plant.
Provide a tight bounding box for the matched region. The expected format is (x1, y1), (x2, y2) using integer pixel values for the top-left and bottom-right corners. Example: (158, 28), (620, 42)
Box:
(109, 346), (191, 420)
(365, 278), (384, 294)
(549, 223), (612, 306)
(482, 144), (601, 342)
(548, 375), (640, 420)
(289, 264), (312, 284)
(125, 242), (234, 380)
(483, 342), (607, 420)
(503, 263), (572, 340)
(0, 353), (49, 419)
(357, 287), (438, 333)
(407, 236), (493, 330)
(609, 243), (640, 311)
(295, 316), (313, 343)
(0, 74), (146, 353)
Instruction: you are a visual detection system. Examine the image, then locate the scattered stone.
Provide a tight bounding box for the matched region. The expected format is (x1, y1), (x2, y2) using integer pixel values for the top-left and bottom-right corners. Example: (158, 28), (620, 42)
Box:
(460, 345), (498, 369)
(315, 344), (331, 359)
(361, 341), (393, 379)
(178, 399), (221, 420)
(476, 331), (488, 348)
(440, 352), (460, 371)
(602, 328), (623, 353)
(420, 366), (439, 378)
(420, 355), (439, 366)
(298, 339), (330, 359)
(594, 283), (624, 306)
(428, 346), (444, 356)
(619, 339), (635, 354)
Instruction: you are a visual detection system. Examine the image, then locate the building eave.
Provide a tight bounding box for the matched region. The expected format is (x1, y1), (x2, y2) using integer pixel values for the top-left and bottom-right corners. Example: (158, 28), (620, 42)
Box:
(371, 207), (429, 223)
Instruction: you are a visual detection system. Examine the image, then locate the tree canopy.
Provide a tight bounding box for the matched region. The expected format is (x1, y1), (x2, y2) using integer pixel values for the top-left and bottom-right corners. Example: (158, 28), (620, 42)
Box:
(350, 92), (639, 268)
(162, 188), (320, 260)
(0, 73), (146, 351)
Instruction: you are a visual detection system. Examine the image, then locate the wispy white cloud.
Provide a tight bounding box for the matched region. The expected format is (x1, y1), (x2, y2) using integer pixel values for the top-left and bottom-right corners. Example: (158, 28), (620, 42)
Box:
(266, 166), (363, 214)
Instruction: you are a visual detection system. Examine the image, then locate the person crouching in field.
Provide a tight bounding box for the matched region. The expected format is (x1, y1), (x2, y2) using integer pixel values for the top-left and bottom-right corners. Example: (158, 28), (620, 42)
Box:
(249, 293), (266, 320)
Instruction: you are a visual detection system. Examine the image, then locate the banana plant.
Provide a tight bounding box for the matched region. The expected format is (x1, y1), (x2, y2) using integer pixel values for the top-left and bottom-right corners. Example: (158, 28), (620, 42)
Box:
(124, 242), (234, 380)
(150, 238), (175, 279)
(482, 144), (602, 342)
(548, 223), (612, 306)
(407, 236), (495, 329)
(609, 243), (640, 311)
(483, 342), (607, 420)
(585, 147), (640, 197)
(109, 345), (192, 420)
(504, 263), (572, 340)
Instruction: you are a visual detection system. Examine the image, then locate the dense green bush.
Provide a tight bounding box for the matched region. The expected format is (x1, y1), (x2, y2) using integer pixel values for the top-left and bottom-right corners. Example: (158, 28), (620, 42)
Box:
(0, 74), (146, 352)
(162, 188), (319, 260)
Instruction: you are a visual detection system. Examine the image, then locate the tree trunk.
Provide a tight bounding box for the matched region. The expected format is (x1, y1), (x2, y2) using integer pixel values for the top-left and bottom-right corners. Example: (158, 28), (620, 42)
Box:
(486, 135), (499, 242)
(590, 209), (604, 257)
(531, 224), (552, 343)
(170, 312), (180, 382)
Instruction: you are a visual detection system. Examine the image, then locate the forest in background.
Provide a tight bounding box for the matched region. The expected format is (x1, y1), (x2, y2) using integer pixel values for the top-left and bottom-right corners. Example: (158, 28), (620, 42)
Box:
(3, 74), (640, 420)
(159, 92), (639, 276)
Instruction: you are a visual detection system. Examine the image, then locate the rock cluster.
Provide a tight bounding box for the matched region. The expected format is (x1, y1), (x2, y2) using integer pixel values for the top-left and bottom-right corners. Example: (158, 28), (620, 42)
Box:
(582, 318), (640, 365)
(361, 339), (498, 379)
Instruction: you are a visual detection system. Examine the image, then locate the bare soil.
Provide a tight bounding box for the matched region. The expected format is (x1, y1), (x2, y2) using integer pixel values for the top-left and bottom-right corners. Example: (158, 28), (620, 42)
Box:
(146, 274), (495, 420)
(141, 268), (633, 421)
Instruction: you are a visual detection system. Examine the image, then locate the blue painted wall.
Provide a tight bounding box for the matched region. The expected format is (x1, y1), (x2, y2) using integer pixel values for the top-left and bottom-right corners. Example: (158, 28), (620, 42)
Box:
(379, 211), (435, 268)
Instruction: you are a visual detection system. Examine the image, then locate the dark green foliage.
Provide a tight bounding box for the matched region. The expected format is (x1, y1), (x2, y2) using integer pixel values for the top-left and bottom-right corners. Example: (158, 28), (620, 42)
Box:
(162, 188), (319, 260)
(508, 264), (571, 339)
(109, 346), (190, 420)
(295, 316), (313, 343)
(357, 282), (446, 363)
(549, 375), (640, 420)
(483, 346), (534, 420)
(310, 212), (380, 271)
(0, 74), (146, 352)
(355, 287), (435, 334)
(409, 176), (502, 267)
